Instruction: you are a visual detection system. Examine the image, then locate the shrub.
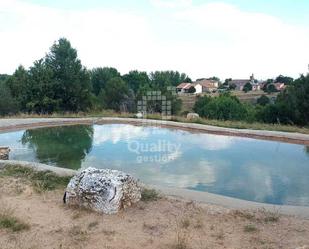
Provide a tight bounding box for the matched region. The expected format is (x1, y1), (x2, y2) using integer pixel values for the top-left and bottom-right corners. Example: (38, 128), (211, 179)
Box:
(141, 188), (160, 202)
(194, 93), (250, 121)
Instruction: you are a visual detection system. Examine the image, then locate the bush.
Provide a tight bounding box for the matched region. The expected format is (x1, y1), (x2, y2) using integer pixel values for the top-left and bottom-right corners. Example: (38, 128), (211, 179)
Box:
(194, 94), (250, 121)
(243, 82), (252, 93)
(257, 95), (270, 106)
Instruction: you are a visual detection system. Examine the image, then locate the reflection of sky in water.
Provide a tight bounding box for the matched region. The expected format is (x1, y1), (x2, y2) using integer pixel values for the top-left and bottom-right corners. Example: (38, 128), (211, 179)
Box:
(1, 124), (309, 206)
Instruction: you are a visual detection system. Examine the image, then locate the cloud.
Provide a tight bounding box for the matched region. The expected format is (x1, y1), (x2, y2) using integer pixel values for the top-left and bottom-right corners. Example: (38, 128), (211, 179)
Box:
(93, 125), (149, 145)
(150, 0), (192, 8)
(0, 0), (308, 80)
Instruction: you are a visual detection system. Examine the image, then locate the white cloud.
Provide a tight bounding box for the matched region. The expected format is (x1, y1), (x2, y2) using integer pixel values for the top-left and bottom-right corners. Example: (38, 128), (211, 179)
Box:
(0, 0), (308, 80)
(93, 125), (149, 145)
(150, 0), (192, 8)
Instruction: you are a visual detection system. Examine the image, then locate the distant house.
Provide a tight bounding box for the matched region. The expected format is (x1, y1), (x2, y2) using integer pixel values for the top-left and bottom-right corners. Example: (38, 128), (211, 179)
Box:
(228, 74), (261, 91)
(176, 79), (218, 94)
(176, 83), (202, 94)
(196, 79), (219, 92)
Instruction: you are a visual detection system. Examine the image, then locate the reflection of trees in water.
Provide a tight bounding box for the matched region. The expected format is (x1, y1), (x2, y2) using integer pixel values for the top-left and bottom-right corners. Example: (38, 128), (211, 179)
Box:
(306, 146), (309, 154)
(22, 125), (93, 169)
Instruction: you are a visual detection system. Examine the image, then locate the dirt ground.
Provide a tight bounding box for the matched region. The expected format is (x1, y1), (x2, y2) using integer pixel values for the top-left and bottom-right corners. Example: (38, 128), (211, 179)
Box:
(1, 176), (309, 249)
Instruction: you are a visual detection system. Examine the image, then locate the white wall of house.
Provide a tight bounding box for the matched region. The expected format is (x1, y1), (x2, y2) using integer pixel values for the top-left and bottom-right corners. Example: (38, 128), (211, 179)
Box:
(194, 84), (202, 94)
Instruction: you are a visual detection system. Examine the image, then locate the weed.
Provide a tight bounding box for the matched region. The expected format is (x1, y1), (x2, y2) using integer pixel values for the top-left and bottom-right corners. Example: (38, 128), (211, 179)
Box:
(88, 221), (99, 229)
(68, 226), (89, 242)
(0, 165), (71, 193)
(141, 188), (160, 202)
(180, 218), (190, 229)
(0, 206), (30, 232)
(244, 224), (258, 233)
(259, 208), (280, 223)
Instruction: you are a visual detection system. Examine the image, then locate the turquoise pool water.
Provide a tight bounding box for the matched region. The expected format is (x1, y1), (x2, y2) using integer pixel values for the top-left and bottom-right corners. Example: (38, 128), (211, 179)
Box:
(0, 124), (309, 206)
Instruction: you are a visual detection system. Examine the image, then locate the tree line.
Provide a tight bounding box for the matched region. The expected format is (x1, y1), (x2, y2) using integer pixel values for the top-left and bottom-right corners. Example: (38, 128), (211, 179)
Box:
(0, 38), (308, 127)
(0, 38), (189, 116)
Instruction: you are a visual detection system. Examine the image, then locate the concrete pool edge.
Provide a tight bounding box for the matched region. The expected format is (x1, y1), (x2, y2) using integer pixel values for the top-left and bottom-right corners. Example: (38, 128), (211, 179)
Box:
(1, 160), (309, 218)
(0, 117), (309, 145)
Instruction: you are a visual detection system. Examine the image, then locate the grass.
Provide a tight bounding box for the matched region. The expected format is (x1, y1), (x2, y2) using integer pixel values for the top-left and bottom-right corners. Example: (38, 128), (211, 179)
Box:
(68, 225), (89, 242)
(232, 209), (280, 224)
(0, 206), (30, 232)
(141, 188), (160, 202)
(0, 165), (71, 192)
(244, 224), (258, 233)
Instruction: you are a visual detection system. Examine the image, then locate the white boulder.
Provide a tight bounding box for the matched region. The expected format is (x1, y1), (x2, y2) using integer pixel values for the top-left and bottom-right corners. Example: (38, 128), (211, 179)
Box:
(187, 112), (200, 120)
(135, 112), (143, 118)
(64, 167), (141, 214)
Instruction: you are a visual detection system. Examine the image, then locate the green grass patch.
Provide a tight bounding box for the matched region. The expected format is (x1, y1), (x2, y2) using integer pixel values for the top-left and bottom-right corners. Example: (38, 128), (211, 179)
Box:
(0, 207), (30, 232)
(141, 188), (160, 202)
(0, 165), (71, 192)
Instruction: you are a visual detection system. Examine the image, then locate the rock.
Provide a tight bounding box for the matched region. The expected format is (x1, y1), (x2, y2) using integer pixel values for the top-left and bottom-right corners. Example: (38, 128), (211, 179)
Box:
(187, 113), (200, 120)
(64, 167), (141, 214)
(135, 112), (143, 118)
(0, 147), (10, 160)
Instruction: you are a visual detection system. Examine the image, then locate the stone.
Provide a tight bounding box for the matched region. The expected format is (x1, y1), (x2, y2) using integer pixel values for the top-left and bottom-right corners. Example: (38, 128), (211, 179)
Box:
(64, 167), (141, 214)
(187, 112), (200, 120)
(0, 147), (10, 160)
(135, 112), (143, 119)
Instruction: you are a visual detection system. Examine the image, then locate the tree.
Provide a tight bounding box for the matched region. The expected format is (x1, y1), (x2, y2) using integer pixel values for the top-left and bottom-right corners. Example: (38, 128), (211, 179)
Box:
(45, 38), (93, 112)
(0, 83), (19, 116)
(229, 83), (236, 90)
(91, 67), (120, 96)
(122, 70), (150, 94)
(267, 84), (277, 93)
(25, 59), (58, 113)
(243, 82), (252, 93)
(257, 95), (270, 106)
(188, 86), (196, 93)
(275, 75), (293, 85)
(150, 71), (191, 89)
(274, 74), (309, 125)
(100, 77), (130, 111)
(6, 65), (29, 109)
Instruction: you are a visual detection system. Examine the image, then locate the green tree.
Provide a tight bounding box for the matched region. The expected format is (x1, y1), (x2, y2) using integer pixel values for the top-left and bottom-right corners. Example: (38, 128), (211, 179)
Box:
(100, 77), (130, 111)
(6, 65), (29, 110)
(0, 83), (19, 116)
(45, 38), (93, 112)
(257, 95), (270, 106)
(150, 71), (191, 89)
(122, 70), (150, 94)
(275, 75), (293, 85)
(274, 74), (309, 125)
(243, 82), (252, 93)
(25, 59), (59, 113)
(267, 84), (277, 93)
(91, 67), (120, 96)
(229, 83), (236, 90)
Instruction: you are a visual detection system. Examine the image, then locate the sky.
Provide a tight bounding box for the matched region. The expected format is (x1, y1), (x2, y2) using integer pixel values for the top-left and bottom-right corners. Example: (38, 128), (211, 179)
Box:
(1, 0), (309, 81)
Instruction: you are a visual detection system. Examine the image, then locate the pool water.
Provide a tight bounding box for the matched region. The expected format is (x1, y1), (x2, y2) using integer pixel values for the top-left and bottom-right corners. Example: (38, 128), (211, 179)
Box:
(0, 124), (309, 206)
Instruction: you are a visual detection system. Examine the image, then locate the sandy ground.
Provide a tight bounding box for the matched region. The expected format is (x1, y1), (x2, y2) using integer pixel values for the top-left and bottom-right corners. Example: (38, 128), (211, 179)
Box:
(1, 176), (309, 249)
